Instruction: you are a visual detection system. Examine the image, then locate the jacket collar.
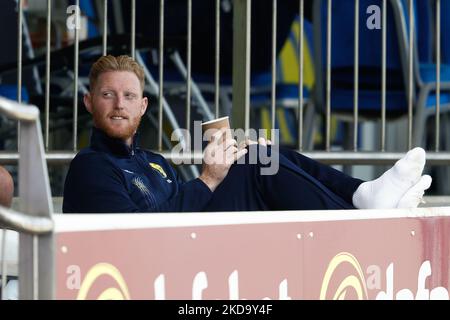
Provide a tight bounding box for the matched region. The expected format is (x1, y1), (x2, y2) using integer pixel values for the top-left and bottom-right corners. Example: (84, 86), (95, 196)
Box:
(90, 126), (139, 157)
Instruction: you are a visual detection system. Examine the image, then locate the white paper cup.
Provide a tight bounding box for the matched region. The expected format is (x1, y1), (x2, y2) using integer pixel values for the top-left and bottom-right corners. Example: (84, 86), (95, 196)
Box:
(201, 116), (231, 142)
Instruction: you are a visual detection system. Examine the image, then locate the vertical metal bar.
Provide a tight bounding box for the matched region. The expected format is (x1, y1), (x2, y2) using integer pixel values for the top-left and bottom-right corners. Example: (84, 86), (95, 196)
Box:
(353, 0), (359, 151)
(271, 0), (277, 131)
(186, 0), (192, 132)
(381, 0), (387, 151)
(435, 0), (441, 151)
(245, 0), (251, 132)
(33, 235), (38, 300)
(17, 0), (23, 104)
(158, 0), (164, 151)
(407, 0), (414, 149)
(326, 0), (332, 151)
(22, 14), (43, 96)
(103, 0), (108, 56)
(131, 0), (136, 59)
(1, 230), (7, 300)
(137, 52), (193, 163)
(215, 0), (221, 118)
(171, 52), (214, 120)
(17, 0), (23, 148)
(18, 119), (54, 300)
(232, 0), (251, 131)
(112, 0), (124, 33)
(298, 0), (304, 151)
(45, 0), (51, 151)
(73, 0), (80, 152)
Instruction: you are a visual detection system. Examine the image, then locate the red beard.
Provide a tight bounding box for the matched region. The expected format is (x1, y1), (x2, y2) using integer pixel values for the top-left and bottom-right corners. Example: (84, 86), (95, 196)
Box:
(92, 109), (141, 142)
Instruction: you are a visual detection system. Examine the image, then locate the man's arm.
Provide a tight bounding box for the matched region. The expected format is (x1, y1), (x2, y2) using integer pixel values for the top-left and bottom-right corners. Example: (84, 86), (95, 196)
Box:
(153, 177), (213, 212)
(155, 129), (248, 212)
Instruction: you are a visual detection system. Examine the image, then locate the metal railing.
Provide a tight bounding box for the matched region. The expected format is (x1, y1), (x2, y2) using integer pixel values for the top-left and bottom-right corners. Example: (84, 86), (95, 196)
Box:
(1, 1), (450, 175)
(0, 96), (54, 300)
(1, 0), (450, 300)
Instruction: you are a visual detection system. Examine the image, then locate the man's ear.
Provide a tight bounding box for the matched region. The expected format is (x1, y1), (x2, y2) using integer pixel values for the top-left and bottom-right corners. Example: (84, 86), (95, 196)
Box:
(140, 96), (148, 116)
(84, 93), (93, 114)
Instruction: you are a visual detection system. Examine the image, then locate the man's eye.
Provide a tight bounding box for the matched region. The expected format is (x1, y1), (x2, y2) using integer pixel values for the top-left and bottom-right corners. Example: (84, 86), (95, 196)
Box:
(125, 93), (136, 99)
(102, 92), (113, 97)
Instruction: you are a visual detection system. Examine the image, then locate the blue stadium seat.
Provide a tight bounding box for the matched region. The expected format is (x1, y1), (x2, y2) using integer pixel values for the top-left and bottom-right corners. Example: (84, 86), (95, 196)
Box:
(79, 0), (101, 38)
(313, 0), (450, 150)
(0, 85), (29, 103)
(401, 0), (450, 147)
(250, 17), (316, 147)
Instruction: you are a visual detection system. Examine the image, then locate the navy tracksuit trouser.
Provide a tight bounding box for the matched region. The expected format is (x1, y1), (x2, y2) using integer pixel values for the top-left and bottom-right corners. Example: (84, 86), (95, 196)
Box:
(203, 145), (364, 211)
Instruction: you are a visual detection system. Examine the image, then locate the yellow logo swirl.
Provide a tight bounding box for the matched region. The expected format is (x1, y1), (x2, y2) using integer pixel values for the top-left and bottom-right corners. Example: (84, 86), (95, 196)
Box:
(149, 162), (167, 178)
(320, 252), (368, 300)
(77, 263), (131, 300)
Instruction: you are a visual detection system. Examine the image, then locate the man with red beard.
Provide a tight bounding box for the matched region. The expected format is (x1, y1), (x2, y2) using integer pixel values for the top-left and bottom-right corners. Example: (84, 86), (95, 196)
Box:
(63, 54), (245, 213)
(63, 55), (432, 213)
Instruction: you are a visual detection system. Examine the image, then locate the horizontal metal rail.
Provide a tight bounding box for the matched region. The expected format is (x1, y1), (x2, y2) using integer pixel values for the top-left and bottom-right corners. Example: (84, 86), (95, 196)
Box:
(0, 96), (54, 299)
(2, 151), (450, 166)
(299, 152), (450, 165)
(0, 97), (39, 121)
(0, 152), (77, 165)
(0, 205), (53, 235)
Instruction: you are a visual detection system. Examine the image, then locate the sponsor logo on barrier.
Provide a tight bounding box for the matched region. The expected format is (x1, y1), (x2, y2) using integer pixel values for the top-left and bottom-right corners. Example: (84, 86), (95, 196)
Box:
(320, 252), (369, 300)
(320, 252), (449, 300)
(377, 260), (449, 300)
(76, 263), (130, 300)
(75, 269), (291, 300)
(72, 253), (449, 300)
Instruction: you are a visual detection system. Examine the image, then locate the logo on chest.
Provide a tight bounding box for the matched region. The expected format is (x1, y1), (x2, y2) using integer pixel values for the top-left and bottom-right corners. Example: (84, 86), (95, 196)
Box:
(149, 162), (172, 183)
(131, 177), (151, 197)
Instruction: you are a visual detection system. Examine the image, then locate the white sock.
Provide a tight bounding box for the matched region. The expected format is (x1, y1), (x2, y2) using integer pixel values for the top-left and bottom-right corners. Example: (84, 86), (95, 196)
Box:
(352, 147), (426, 209)
(397, 175), (432, 208)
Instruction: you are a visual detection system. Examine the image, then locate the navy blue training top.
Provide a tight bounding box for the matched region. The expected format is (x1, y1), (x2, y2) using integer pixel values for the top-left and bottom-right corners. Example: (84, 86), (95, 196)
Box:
(62, 127), (212, 213)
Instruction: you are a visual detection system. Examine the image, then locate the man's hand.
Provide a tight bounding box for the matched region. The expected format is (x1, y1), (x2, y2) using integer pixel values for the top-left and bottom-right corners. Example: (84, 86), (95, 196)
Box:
(238, 137), (273, 149)
(199, 128), (248, 192)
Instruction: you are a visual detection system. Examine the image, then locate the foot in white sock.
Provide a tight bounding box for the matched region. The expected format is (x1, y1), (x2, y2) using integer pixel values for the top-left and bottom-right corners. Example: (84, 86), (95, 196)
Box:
(396, 175), (432, 208)
(352, 147), (427, 209)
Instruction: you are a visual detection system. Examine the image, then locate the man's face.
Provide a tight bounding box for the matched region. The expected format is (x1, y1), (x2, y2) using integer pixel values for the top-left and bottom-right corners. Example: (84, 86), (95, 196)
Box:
(84, 71), (148, 145)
